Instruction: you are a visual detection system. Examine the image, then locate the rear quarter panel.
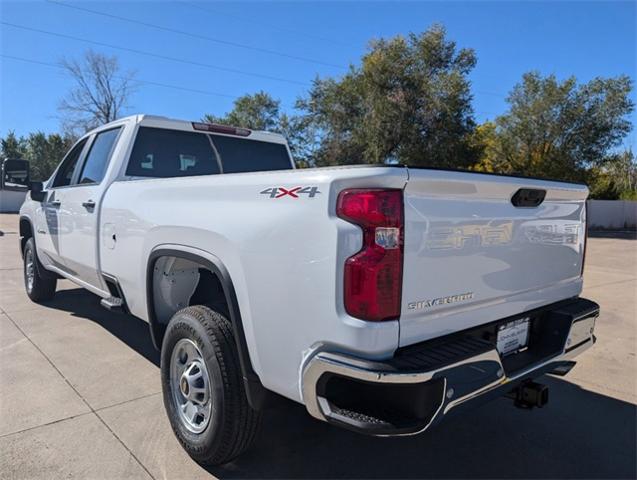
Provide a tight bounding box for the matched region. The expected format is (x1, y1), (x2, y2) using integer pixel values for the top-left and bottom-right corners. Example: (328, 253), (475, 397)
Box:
(100, 166), (407, 401)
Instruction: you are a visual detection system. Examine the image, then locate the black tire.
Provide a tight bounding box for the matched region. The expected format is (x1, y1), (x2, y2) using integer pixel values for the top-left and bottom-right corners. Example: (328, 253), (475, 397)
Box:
(160, 305), (261, 465)
(23, 237), (56, 302)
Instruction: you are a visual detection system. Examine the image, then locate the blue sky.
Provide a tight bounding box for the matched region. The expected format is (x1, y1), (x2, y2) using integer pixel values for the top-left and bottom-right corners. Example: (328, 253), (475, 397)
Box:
(1, 0), (635, 148)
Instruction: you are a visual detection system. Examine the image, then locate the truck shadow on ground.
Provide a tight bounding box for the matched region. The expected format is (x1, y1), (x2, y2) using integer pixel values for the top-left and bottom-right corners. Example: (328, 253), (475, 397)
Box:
(216, 380), (636, 479)
(48, 288), (636, 480)
(43, 287), (160, 366)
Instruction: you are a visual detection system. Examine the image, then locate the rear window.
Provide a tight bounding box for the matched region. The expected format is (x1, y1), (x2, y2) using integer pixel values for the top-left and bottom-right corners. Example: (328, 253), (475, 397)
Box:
(126, 127), (292, 178)
(211, 135), (292, 173)
(126, 127), (220, 178)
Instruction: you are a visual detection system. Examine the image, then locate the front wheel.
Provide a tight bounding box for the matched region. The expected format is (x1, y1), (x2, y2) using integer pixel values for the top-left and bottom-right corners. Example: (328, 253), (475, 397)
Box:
(160, 305), (261, 465)
(23, 237), (56, 302)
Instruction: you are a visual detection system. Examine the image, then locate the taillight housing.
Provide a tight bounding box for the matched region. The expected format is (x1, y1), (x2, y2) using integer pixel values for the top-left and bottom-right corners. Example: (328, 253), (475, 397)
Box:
(337, 189), (404, 321)
(581, 201), (588, 277)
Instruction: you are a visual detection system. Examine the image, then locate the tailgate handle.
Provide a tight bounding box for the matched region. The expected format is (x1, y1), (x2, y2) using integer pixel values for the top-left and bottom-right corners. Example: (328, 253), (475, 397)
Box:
(511, 188), (546, 207)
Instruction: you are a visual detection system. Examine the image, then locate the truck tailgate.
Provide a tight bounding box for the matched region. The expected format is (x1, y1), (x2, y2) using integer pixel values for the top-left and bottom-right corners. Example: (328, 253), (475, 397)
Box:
(400, 168), (588, 347)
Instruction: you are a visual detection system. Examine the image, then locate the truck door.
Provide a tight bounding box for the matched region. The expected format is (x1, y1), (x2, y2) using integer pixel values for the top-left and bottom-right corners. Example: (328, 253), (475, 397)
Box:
(55, 127), (122, 291)
(34, 138), (89, 271)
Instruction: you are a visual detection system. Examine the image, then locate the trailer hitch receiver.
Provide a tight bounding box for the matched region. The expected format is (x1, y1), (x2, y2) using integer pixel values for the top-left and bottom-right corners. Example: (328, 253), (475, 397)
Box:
(509, 381), (549, 409)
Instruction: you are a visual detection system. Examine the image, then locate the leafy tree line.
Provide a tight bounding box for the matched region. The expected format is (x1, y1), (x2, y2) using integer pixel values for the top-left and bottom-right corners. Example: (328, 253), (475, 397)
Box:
(2, 26), (635, 198)
(202, 26), (636, 198)
(1, 131), (75, 181)
(470, 72), (635, 197)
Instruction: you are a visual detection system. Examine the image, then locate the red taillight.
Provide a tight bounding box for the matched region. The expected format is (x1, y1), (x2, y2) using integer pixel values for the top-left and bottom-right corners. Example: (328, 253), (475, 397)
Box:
(337, 189), (404, 321)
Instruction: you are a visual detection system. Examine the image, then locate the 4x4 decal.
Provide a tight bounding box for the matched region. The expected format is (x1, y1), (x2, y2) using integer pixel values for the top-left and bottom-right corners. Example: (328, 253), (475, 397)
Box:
(260, 186), (321, 199)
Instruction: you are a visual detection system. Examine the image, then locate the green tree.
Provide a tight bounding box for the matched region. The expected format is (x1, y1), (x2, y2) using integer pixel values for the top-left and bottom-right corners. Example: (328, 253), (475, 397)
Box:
(481, 72), (634, 182)
(1, 131), (27, 160)
(24, 133), (74, 181)
(588, 149), (637, 199)
(203, 91), (313, 166)
(204, 92), (280, 131)
(469, 121), (497, 172)
(1, 131), (73, 181)
(298, 25), (479, 168)
(608, 149), (637, 196)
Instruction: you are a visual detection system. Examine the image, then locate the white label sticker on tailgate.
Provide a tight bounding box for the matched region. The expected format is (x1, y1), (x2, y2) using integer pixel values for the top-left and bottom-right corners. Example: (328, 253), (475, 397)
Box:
(497, 317), (530, 356)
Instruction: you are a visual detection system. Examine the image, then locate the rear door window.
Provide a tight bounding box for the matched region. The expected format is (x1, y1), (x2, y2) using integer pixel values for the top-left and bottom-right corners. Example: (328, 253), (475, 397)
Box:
(126, 127), (220, 178)
(210, 135), (292, 173)
(78, 127), (121, 184)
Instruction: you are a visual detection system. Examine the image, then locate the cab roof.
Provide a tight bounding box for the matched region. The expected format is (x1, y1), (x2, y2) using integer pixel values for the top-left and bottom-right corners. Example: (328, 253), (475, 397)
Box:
(136, 114), (288, 144)
(87, 114), (289, 145)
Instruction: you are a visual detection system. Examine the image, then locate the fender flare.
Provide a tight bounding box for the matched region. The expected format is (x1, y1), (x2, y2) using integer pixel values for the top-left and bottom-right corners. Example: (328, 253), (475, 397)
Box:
(146, 248), (270, 410)
(18, 215), (33, 256)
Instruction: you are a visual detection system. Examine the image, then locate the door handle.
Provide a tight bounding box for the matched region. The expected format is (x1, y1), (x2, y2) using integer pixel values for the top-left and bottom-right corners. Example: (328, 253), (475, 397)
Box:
(50, 200), (61, 207)
(82, 200), (96, 209)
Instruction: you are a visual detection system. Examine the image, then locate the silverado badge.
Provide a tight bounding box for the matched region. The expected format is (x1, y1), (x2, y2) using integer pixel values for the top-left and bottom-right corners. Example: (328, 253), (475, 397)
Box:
(408, 292), (474, 310)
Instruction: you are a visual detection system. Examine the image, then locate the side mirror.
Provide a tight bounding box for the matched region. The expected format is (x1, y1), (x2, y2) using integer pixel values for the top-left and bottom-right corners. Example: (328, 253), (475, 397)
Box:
(30, 181), (46, 202)
(1, 158), (30, 192)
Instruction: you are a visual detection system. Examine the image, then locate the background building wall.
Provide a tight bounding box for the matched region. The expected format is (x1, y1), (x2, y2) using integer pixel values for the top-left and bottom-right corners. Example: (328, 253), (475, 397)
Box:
(588, 200), (637, 230)
(0, 190), (27, 213)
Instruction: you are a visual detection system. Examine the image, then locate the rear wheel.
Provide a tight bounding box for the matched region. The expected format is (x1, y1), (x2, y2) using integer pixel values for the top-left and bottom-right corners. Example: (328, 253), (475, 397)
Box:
(23, 237), (56, 302)
(160, 305), (261, 465)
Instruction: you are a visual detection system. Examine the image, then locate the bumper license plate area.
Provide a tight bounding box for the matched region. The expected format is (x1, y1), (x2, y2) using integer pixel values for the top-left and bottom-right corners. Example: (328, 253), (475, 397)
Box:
(497, 317), (530, 356)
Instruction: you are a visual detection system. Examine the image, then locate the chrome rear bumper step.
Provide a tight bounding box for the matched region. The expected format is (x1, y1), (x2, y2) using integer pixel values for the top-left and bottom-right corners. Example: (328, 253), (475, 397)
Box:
(301, 297), (599, 436)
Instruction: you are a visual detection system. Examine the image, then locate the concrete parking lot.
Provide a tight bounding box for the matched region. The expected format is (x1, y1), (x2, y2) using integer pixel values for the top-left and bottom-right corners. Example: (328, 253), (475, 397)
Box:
(0, 213), (635, 479)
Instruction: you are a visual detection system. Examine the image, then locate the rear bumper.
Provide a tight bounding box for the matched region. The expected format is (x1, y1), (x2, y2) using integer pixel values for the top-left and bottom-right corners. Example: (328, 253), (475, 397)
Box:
(301, 297), (598, 436)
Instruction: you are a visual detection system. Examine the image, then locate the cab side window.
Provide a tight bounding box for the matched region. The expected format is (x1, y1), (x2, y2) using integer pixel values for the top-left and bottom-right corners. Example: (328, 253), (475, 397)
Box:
(78, 128), (121, 185)
(126, 127), (220, 178)
(51, 138), (87, 188)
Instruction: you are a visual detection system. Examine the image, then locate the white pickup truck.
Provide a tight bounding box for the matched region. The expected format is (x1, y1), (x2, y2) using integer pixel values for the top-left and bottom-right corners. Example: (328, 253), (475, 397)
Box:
(19, 114), (599, 465)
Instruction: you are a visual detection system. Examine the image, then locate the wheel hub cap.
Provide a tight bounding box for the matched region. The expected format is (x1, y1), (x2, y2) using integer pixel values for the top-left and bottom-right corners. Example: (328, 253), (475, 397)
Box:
(170, 339), (212, 434)
(180, 376), (190, 396)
